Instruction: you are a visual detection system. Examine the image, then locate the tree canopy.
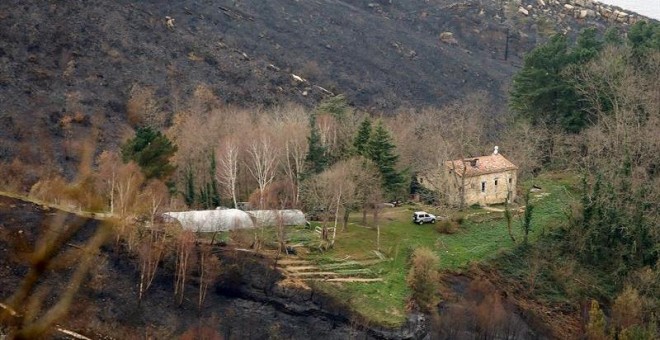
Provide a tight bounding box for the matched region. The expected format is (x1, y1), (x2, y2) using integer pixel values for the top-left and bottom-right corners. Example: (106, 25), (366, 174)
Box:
(353, 117), (372, 157)
(510, 22), (660, 133)
(304, 114), (328, 176)
(367, 121), (405, 198)
(121, 126), (177, 180)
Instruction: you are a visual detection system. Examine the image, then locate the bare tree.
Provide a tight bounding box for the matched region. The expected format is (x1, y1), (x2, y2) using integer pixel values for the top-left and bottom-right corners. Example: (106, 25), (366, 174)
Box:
(114, 162), (145, 249)
(216, 138), (240, 208)
(174, 230), (196, 306)
(577, 46), (660, 181)
(137, 226), (167, 304)
(245, 135), (279, 210)
(96, 150), (121, 214)
(499, 118), (549, 180)
(141, 179), (170, 227)
(353, 160), (383, 226)
(283, 127), (308, 208)
(265, 104), (309, 208)
(301, 173), (336, 249)
(325, 161), (357, 246)
(126, 84), (164, 128)
(397, 95), (491, 208)
(198, 244), (221, 312)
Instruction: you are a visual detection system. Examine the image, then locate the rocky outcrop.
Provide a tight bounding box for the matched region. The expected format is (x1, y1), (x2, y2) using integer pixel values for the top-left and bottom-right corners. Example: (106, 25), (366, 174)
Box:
(516, 0), (642, 24)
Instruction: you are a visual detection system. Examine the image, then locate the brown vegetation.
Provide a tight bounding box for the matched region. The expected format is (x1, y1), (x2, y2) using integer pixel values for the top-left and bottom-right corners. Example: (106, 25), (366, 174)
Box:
(406, 247), (440, 312)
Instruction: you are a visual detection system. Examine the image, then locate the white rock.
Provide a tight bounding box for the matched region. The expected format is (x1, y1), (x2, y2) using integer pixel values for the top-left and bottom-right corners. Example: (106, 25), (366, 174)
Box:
(291, 74), (307, 82)
(601, 8), (612, 18)
(439, 31), (458, 44)
(564, 4), (574, 11)
(537, 0), (546, 7)
(518, 7), (529, 16)
(579, 9), (588, 19)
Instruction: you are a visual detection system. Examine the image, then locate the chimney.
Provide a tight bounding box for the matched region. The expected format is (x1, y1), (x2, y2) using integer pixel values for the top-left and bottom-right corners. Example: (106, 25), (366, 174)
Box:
(493, 146), (499, 155)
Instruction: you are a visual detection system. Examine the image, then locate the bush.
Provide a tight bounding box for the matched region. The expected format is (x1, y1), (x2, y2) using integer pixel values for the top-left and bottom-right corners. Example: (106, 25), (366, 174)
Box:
(435, 220), (459, 234)
(406, 247), (440, 312)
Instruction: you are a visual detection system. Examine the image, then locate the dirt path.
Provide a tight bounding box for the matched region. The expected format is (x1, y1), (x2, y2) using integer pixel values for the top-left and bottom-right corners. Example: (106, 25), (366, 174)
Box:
(276, 257), (384, 283)
(0, 191), (111, 220)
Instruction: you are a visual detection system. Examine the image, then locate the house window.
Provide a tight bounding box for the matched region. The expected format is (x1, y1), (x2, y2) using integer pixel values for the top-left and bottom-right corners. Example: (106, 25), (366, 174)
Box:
(509, 178), (512, 184)
(481, 181), (486, 193)
(494, 178), (499, 186)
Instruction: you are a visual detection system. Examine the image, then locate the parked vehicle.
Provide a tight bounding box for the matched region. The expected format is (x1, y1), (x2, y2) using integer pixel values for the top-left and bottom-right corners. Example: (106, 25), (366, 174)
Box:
(412, 211), (436, 225)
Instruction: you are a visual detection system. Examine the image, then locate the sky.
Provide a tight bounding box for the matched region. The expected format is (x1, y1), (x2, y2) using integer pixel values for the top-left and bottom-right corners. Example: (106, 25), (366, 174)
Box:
(597, 0), (660, 20)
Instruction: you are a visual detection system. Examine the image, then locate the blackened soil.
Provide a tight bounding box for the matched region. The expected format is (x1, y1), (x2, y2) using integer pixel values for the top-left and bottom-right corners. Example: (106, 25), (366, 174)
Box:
(0, 195), (426, 339)
(0, 0), (628, 177)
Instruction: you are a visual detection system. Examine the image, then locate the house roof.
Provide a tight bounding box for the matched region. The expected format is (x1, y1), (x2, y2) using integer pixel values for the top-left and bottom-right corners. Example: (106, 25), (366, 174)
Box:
(445, 153), (517, 177)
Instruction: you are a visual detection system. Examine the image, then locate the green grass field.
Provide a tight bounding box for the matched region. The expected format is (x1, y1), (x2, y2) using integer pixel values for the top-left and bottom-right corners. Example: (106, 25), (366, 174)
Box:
(286, 173), (579, 327)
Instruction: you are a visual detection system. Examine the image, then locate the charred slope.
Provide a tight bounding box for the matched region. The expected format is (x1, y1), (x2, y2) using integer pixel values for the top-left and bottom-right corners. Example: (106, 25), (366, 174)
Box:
(0, 0), (645, 175)
(0, 195), (426, 338)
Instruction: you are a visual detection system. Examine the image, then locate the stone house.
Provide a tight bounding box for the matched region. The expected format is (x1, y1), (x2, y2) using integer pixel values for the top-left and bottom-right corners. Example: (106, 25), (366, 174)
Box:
(445, 147), (518, 206)
(418, 147), (518, 206)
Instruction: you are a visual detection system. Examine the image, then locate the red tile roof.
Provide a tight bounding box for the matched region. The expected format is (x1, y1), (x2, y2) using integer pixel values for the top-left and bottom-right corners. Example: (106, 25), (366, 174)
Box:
(445, 153), (517, 177)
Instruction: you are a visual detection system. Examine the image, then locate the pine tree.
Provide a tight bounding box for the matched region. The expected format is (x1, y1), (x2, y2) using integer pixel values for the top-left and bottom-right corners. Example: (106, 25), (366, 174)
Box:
(628, 21), (660, 69)
(353, 118), (372, 157)
(367, 121), (405, 198)
(121, 126), (177, 180)
(317, 94), (349, 120)
(521, 189), (534, 245)
(184, 167), (195, 207)
(510, 29), (605, 133)
(305, 114), (327, 176)
(199, 185), (209, 209)
(208, 152), (220, 207)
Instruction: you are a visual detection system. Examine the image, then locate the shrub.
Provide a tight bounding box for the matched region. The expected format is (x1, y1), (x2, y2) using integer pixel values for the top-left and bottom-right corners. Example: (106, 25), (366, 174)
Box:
(435, 220), (459, 234)
(406, 247), (440, 312)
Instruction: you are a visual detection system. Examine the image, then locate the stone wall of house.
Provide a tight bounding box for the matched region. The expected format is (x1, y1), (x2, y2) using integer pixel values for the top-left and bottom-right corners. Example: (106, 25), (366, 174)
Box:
(463, 170), (517, 206)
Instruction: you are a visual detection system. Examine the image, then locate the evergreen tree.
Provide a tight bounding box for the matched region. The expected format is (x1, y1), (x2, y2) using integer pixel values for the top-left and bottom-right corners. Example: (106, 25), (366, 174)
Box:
(317, 94), (354, 163)
(199, 184), (209, 209)
(353, 118), (372, 157)
(603, 27), (623, 46)
(304, 114), (327, 175)
(510, 29), (605, 133)
(317, 94), (349, 120)
(208, 152), (220, 207)
(521, 189), (534, 245)
(570, 27), (603, 64)
(628, 21), (660, 68)
(184, 167), (195, 207)
(510, 35), (579, 131)
(121, 126), (177, 180)
(367, 121), (405, 198)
